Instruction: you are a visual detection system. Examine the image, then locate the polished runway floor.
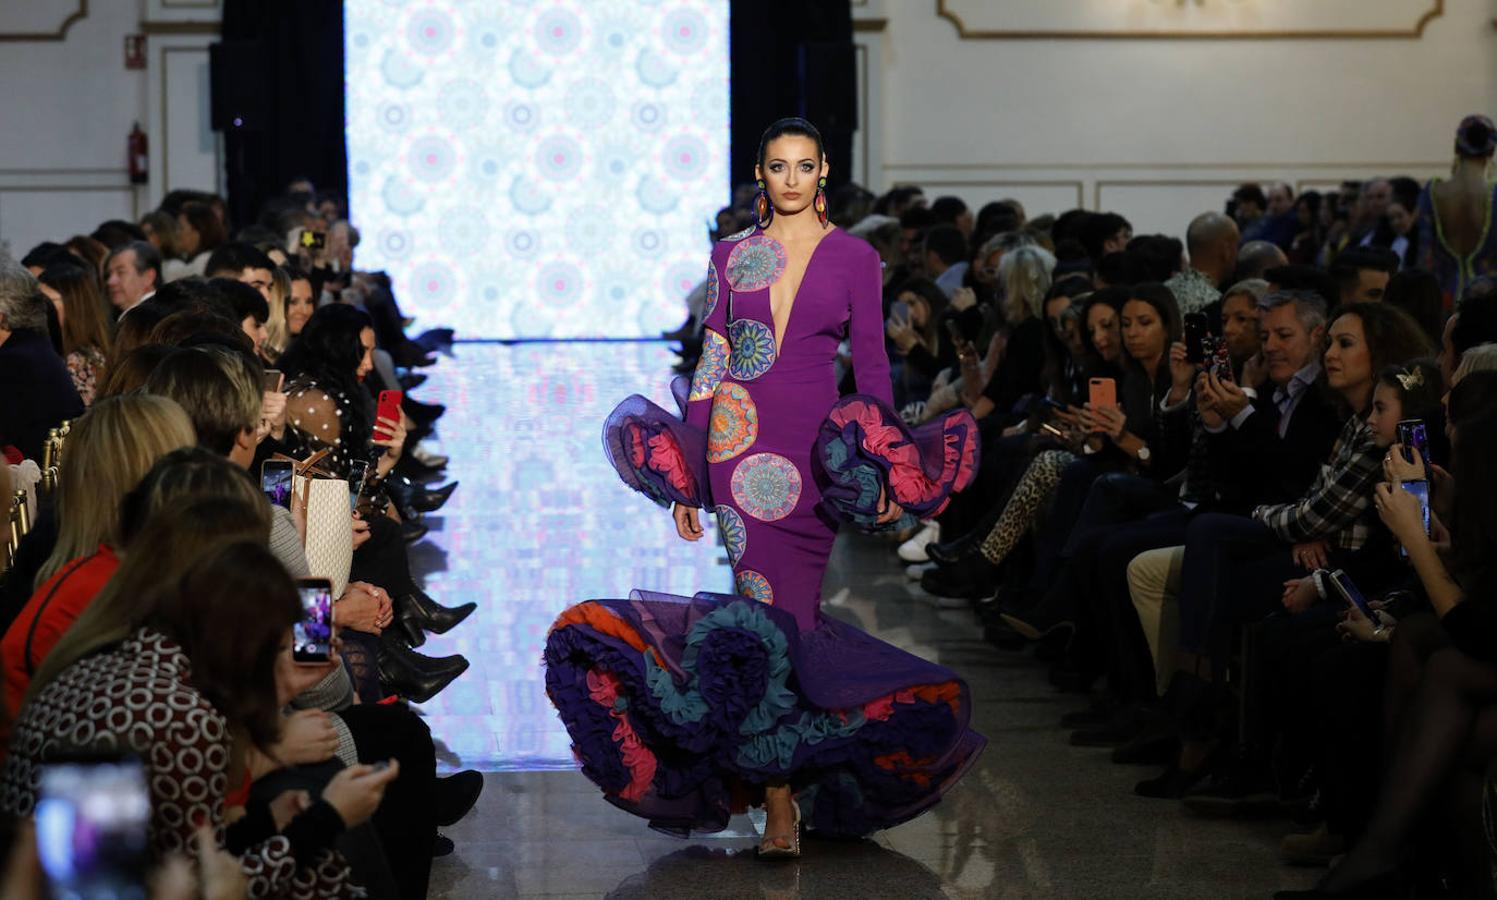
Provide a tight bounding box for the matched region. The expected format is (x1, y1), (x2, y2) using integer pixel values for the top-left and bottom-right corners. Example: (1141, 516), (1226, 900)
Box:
(407, 343), (1317, 899)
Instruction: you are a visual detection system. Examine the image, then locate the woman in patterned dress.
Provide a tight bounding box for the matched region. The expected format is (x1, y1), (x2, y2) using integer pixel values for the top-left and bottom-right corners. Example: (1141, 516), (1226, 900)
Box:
(546, 119), (984, 858)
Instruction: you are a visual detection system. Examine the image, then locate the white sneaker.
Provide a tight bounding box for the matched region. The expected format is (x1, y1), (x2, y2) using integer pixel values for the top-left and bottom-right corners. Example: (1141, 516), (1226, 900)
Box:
(904, 561), (938, 581)
(897, 521), (941, 563)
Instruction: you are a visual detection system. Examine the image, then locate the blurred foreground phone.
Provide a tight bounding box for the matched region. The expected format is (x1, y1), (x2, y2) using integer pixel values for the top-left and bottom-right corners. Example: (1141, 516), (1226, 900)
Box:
(374, 390), (404, 440)
(1183, 313), (1210, 364)
(1327, 569), (1383, 628)
(300, 229), (326, 252)
(293, 577), (334, 664)
(1398, 479), (1431, 559)
(260, 459), (294, 510)
(347, 460), (371, 511)
(1088, 377), (1117, 410)
(36, 753), (150, 900)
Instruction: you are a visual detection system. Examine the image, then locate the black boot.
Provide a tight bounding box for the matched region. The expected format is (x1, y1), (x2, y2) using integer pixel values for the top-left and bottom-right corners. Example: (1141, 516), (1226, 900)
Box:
(376, 634), (469, 703)
(397, 589), (476, 637)
(919, 552), (1002, 599)
(433, 770), (483, 826)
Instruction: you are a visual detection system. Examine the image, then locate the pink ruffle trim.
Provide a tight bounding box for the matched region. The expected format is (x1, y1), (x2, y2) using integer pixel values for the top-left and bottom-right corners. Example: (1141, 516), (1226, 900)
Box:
(830, 401), (977, 513)
(587, 669), (658, 803)
(623, 422), (697, 499)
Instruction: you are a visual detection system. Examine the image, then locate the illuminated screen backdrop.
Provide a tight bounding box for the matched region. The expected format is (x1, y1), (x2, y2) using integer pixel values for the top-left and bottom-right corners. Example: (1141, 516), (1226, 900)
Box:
(344, 1), (729, 339)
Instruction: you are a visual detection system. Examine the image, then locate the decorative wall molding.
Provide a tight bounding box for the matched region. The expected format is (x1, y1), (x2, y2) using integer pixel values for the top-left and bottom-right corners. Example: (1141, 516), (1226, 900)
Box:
(0, 1), (87, 42)
(936, 0), (1445, 40)
(891, 178), (1088, 210)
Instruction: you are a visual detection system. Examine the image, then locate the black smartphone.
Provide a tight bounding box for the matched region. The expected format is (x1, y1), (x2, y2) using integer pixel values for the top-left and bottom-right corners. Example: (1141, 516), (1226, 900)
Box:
(1398, 480), (1431, 559)
(346, 460), (370, 512)
(36, 753), (151, 899)
(1396, 419), (1429, 470)
(1039, 396), (1069, 414)
(1328, 569), (1382, 627)
(1183, 312), (1210, 365)
(260, 459), (294, 510)
(292, 577), (334, 664)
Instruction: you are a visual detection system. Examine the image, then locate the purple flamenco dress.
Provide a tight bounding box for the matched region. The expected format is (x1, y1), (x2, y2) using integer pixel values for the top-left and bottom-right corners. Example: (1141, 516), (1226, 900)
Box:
(544, 225), (986, 838)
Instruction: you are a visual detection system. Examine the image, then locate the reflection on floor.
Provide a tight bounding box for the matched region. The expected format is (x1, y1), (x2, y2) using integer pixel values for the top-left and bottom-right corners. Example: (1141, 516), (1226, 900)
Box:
(412, 343), (1318, 898)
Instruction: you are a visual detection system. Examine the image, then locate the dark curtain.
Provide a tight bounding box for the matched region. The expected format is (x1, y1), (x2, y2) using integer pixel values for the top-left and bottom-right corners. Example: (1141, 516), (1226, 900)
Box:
(730, 0), (855, 192)
(217, 0), (348, 230)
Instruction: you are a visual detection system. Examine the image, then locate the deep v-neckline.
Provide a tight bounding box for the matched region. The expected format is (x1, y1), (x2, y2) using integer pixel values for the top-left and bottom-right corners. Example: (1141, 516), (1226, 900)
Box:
(766, 227), (834, 356)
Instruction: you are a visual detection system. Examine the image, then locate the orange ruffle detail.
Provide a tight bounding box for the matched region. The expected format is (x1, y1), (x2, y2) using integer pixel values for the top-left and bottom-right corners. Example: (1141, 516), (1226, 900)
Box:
(550, 603), (649, 653)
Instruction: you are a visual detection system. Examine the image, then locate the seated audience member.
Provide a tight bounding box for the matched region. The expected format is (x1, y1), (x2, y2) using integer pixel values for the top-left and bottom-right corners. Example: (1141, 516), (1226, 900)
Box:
(1440, 276), (1497, 384)
(1139, 302), (1434, 799)
(205, 241), (276, 301)
(929, 195), (974, 237)
(1281, 392), (1497, 897)
(1128, 234), (1185, 283)
(959, 245), (1055, 422)
(2, 520), (386, 897)
(138, 209), (181, 260)
(36, 263), (112, 405)
(96, 343), (174, 399)
(0, 395), (195, 710)
(1241, 182), (1298, 249)
(923, 224), (970, 298)
(103, 240), (162, 317)
(89, 218), (147, 250)
(1077, 212), (1134, 261)
(164, 199), (225, 282)
(1167, 212), (1240, 315)
(1234, 240), (1290, 283)
(285, 265), (316, 339)
(262, 264), (294, 361)
(884, 277), (953, 405)
(19, 242), (73, 276)
(1330, 246), (1399, 305)
(1383, 268), (1446, 347)
(1415, 114), (1497, 308)
(0, 257), (84, 461)
(212, 277), (272, 360)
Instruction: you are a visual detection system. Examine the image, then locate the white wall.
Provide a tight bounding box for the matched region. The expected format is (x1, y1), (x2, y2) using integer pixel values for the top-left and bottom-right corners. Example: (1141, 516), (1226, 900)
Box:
(0, 0), (221, 260)
(854, 0), (1497, 238)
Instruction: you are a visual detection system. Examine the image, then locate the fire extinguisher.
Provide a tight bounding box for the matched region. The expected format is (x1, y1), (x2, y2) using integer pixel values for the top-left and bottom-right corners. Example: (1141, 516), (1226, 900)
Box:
(128, 123), (148, 185)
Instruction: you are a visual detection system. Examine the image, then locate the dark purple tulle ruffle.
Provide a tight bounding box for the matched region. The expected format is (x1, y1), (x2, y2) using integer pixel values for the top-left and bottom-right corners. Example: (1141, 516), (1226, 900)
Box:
(602, 376), (710, 509)
(544, 590), (985, 838)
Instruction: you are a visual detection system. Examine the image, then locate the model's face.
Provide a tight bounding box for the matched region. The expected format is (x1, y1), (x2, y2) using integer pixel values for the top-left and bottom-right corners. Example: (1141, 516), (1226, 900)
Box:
(1087, 305), (1121, 363)
(1366, 382), (1404, 448)
(1324, 314), (1373, 397)
(1220, 294), (1262, 362)
(287, 279), (315, 335)
(1387, 202), (1414, 237)
(357, 327), (376, 381)
(1261, 302), (1319, 386)
(1120, 299), (1167, 364)
(755, 135), (827, 219)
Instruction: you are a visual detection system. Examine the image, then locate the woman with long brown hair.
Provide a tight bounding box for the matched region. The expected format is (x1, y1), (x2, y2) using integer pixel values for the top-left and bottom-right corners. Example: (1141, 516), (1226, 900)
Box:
(36, 262), (113, 405)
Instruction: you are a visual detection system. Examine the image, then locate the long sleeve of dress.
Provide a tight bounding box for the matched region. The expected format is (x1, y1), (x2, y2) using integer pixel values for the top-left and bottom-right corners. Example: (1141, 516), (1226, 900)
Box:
(685, 247), (731, 435)
(848, 246), (894, 408)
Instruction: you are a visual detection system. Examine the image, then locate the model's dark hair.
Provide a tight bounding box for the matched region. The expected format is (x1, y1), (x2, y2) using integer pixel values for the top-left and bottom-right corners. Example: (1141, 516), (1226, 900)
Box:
(756, 117), (825, 169)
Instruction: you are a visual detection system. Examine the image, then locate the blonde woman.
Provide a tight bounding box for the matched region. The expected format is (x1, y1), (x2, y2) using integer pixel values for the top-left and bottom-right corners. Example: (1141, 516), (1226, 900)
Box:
(960, 243), (1057, 420)
(261, 264), (293, 362)
(1, 394), (195, 718)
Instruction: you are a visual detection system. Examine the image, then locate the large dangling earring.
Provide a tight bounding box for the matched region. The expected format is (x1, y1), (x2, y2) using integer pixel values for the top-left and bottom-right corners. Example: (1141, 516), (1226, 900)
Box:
(754, 179), (773, 228)
(814, 176), (828, 227)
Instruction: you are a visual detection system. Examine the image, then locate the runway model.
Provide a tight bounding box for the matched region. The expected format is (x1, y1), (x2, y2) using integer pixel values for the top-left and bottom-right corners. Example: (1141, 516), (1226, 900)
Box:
(545, 118), (985, 858)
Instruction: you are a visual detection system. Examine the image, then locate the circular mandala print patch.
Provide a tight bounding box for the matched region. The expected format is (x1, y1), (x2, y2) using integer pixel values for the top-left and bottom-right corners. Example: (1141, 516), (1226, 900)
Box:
(689, 330), (729, 402)
(730, 453), (802, 522)
(714, 505), (747, 566)
(725, 235), (786, 292)
(708, 383), (758, 463)
(735, 569), (774, 605)
(727, 319), (776, 381)
(703, 260), (720, 320)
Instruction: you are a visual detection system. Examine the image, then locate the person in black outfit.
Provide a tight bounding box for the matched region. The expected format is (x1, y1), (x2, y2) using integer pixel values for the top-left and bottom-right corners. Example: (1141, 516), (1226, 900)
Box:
(0, 259), (83, 461)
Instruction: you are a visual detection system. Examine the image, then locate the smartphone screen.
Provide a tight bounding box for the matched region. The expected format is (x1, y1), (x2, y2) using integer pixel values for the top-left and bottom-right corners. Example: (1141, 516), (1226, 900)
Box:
(1183, 313), (1209, 364)
(1399, 479), (1432, 558)
(293, 578), (334, 664)
(374, 390), (404, 440)
(888, 300), (911, 324)
(1396, 419), (1429, 469)
(1329, 569), (1381, 625)
(36, 755), (150, 899)
(260, 460), (294, 510)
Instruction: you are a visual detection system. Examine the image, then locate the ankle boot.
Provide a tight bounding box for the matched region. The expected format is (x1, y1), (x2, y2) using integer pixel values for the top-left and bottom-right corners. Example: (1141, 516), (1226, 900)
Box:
(379, 630), (466, 673)
(397, 589), (476, 637)
(376, 636), (469, 703)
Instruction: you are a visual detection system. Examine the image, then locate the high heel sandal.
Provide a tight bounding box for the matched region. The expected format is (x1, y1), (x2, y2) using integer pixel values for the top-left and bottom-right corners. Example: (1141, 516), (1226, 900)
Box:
(756, 801), (801, 860)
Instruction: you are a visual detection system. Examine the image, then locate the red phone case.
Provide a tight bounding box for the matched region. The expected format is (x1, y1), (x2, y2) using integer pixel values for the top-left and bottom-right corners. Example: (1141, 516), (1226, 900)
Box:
(374, 390), (403, 439)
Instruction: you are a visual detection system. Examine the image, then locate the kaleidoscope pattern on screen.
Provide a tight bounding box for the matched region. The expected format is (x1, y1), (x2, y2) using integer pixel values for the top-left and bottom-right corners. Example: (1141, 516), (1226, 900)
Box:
(345, 1), (729, 339)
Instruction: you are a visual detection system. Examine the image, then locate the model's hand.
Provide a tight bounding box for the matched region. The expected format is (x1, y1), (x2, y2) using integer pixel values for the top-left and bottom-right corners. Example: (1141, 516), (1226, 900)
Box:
(673, 503), (703, 542)
(876, 487), (904, 525)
